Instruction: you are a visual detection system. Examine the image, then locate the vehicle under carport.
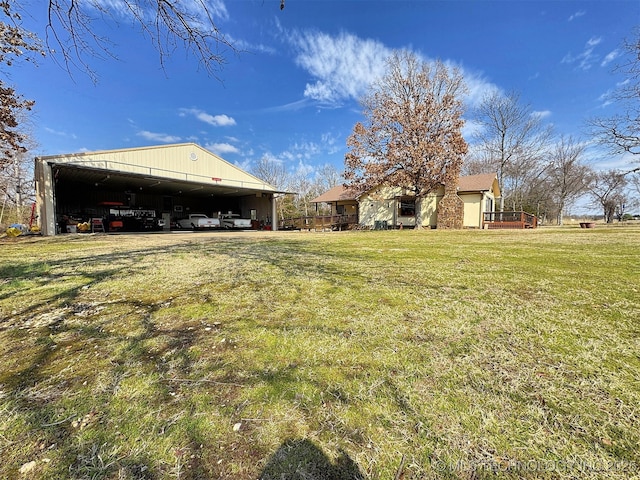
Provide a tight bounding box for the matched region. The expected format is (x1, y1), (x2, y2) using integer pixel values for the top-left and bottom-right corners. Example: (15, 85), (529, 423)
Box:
(35, 143), (283, 235)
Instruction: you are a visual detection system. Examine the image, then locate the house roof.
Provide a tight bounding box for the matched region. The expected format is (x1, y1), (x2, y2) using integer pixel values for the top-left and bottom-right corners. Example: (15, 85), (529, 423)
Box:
(312, 173), (500, 203)
(311, 185), (358, 203)
(458, 173), (500, 197)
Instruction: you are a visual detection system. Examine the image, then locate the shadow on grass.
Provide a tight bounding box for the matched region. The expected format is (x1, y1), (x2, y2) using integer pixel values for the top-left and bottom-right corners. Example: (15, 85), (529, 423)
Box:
(0, 241), (239, 478)
(260, 438), (364, 480)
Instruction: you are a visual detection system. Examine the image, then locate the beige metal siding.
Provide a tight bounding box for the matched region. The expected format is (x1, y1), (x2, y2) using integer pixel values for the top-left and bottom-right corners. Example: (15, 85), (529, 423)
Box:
(39, 143), (277, 192)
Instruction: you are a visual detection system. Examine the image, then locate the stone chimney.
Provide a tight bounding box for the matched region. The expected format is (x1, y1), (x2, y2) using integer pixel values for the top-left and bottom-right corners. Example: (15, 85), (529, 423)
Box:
(436, 165), (464, 229)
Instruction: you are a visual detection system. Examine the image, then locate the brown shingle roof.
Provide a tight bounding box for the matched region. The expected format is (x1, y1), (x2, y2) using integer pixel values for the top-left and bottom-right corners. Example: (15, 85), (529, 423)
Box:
(458, 173), (498, 193)
(310, 185), (358, 203)
(311, 173), (499, 203)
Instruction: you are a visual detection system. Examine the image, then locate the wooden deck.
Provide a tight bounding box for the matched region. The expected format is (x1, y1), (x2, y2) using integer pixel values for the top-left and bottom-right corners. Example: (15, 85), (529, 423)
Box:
(483, 211), (538, 229)
(279, 214), (358, 231)
(279, 212), (538, 230)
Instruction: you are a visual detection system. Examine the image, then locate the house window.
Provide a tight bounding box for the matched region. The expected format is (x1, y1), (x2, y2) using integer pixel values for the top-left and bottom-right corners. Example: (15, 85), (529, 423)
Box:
(336, 204), (345, 215)
(398, 197), (415, 217)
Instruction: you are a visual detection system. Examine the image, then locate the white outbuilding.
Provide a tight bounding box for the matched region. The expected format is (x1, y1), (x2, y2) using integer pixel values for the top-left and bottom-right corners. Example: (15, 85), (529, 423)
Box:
(35, 143), (283, 235)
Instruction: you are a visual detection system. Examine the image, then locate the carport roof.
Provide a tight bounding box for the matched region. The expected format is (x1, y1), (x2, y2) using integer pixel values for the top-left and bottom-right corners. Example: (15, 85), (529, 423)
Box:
(37, 143), (289, 196)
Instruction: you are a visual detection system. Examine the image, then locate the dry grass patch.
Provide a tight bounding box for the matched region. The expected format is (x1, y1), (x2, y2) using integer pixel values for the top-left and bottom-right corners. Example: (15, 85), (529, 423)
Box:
(0, 228), (639, 479)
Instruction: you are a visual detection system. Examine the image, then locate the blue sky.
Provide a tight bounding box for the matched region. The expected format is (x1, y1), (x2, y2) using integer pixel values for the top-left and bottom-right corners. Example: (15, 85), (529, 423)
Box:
(12, 0), (640, 183)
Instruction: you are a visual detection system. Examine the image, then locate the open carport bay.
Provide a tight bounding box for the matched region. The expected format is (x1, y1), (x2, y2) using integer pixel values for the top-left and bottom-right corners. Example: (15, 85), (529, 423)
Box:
(52, 165), (271, 232)
(35, 143), (281, 235)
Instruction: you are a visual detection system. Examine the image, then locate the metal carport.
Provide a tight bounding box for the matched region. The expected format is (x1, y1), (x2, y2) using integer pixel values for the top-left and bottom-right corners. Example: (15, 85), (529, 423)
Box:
(35, 143), (284, 235)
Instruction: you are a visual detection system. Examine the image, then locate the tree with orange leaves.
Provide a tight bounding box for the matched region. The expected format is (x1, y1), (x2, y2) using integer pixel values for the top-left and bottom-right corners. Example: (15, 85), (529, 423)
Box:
(344, 50), (468, 228)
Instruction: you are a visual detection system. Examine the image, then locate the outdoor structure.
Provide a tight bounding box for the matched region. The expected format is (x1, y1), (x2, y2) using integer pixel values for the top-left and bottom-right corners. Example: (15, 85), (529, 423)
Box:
(297, 185), (360, 231)
(436, 164), (465, 230)
(308, 173), (536, 230)
(35, 143), (284, 236)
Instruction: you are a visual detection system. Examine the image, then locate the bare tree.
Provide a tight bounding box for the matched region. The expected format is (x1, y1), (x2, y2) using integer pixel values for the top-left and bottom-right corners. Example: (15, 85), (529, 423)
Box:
(252, 158), (345, 221)
(470, 90), (553, 211)
(0, 150), (35, 225)
(315, 163), (343, 193)
(587, 29), (640, 157)
(41, 1), (241, 80)
(1, 3), (44, 168)
(251, 154), (291, 221)
(545, 135), (591, 225)
(630, 168), (640, 197)
(252, 155), (288, 190)
(344, 50), (467, 228)
(588, 169), (628, 223)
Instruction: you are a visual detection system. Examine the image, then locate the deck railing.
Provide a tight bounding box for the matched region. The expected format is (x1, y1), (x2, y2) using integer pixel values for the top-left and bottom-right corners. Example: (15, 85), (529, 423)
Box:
(279, 214), (358, 231)
(483, 211), (537, 229)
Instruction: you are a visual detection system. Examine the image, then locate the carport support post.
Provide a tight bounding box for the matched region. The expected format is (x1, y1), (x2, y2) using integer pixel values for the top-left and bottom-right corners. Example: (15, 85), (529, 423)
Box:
(35, 158), (56, 236)
(271, 195), (278, 231)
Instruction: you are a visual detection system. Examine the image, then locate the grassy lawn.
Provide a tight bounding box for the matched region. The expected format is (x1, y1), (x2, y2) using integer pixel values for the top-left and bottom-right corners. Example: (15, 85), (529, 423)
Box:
(0, 228), (639, 479)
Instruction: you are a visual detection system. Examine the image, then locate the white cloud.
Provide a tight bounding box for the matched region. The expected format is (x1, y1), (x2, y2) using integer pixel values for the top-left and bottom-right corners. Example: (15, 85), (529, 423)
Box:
(532, 110), (552, 119)
(227, 35), (277, 55)
(586, 149), (636, 171)
(293, 160), (315, 178)
(288, 30), (391, 103)
(263, 98), (312, 113)
(206, 142), (239, 155)
(137, 130), (181, 143)
(91, 0), (229, 22)
(233, 159), (253, 172)
(260, 152), (285, 166)
(286, 29), (498, 109)
(462, 68), (501, 108)
(597, 88), (614, 107)
(587, 37), (602, 47)
(321, 131), (342, 155)
(180, 108), (236, 126)
(44, 127), (77, 139)
(461, 119), (484, 140)
(561, 36), (602, 70)
(601, 49), (620, 67)
(568, 10), (586, 21)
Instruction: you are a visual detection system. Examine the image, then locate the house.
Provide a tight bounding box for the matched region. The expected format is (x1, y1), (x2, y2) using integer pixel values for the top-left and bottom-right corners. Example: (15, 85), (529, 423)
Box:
(309, 185), (359, 218)
(311, 173), (501, 229)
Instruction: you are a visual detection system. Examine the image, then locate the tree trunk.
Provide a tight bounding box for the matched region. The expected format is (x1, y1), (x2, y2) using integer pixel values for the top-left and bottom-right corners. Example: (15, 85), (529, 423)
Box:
(414, 197), (422, 229)
(557, 201), (564, 225)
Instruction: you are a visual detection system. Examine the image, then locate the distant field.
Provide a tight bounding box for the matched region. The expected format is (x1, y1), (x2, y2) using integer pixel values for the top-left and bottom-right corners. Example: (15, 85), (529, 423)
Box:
(1, 228), (639, 479)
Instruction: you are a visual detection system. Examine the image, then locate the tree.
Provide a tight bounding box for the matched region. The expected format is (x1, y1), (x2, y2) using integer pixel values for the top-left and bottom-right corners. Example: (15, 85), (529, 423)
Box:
(0, 150), (35, 225)
(1, 2), (43, 169)
(253, 155), (288, 190)
(545, 135), (591, 225)
(470, 90), (553, 211)
(251, 154), (291, 222)
(588, 169), (628, 223)
(40, 1), (278, 80)
(344, 50), (467, 228)
(630, 167), (640, 197)
(315, 163), (343, 194)
(588, 29), (640, 157)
